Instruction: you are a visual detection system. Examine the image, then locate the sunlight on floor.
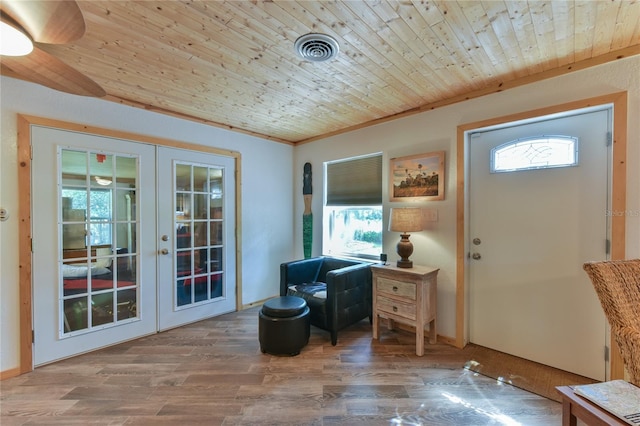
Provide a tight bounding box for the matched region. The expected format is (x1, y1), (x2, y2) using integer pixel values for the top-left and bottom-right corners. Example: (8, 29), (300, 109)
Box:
(387, 387), (523, 426)
(440, 392), (523, 426)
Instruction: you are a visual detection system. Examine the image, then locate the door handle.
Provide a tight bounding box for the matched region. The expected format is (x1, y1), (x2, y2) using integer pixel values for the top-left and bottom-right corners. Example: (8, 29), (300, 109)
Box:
(160, 248), (169, 255)
(471, 253), (481, 260)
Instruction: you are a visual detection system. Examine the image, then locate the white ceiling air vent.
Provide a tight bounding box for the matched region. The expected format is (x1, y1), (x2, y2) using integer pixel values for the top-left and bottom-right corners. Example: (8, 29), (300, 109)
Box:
(294, 33), (339, 62)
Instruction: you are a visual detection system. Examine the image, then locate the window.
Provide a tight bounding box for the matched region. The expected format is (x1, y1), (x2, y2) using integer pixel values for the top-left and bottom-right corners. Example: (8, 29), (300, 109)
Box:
(491, 135), (578, 173)
(323, 153), (383, 260)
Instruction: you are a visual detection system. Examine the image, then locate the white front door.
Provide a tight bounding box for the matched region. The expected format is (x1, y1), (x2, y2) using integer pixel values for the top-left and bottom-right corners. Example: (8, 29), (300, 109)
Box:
(156, 147), (236, 330)
(468, 108), (610, 380)
(32, 126), (157, 366)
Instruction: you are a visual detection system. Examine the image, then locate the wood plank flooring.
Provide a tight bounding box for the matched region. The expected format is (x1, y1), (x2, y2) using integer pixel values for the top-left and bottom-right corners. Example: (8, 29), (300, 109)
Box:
(1, 307), (563, 425)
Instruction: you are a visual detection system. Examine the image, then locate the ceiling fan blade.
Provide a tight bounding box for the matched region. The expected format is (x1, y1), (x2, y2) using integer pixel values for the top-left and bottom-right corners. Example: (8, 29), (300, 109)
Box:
(0, 0), (85, 44)
(1, 47), (106, 97)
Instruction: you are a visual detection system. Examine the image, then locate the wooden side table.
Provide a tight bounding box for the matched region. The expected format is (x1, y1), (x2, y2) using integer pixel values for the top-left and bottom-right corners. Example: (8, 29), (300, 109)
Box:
(556, 386), (627, 426)
(371, 264), (439, 356)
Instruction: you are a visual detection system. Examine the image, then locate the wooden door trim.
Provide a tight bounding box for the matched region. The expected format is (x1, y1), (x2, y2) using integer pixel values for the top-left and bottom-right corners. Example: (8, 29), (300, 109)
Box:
(17, 114), (243, 374)
(456, 92), (627, 379)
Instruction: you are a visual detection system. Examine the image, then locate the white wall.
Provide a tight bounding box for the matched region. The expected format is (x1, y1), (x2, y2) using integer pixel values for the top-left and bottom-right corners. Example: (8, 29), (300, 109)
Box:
(0, 77), (294, 372)
(295, 56), (640, 341)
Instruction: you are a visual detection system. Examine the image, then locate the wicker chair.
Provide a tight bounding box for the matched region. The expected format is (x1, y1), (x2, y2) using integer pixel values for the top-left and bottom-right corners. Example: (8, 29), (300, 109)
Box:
(583, 259), (640, 386)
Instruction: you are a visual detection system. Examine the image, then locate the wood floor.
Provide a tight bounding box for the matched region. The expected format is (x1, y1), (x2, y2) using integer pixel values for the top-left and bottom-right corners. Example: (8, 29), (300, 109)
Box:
(1, 307), (562, 425)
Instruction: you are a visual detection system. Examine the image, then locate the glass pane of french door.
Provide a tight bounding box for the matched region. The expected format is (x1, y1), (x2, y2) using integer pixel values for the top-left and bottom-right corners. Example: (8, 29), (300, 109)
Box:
(157, 147), (236, 331)
(60, 149), (138, 333)
(175, 164), (224, 307)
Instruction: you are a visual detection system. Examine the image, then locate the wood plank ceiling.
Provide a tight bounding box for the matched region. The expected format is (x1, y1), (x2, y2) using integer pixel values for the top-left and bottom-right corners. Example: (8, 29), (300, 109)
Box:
(23, 1), (640, 143)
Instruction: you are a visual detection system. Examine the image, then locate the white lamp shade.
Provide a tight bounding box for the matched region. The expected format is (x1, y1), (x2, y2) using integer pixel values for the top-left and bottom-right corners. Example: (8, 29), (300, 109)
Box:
(389, 207), (423, 233)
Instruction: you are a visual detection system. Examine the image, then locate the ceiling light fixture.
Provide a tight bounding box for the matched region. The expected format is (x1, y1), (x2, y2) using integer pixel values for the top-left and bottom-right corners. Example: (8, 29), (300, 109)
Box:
(294, 33), (339, 62)
(0, 20), (33, 56)
(94, 176), (112, 186)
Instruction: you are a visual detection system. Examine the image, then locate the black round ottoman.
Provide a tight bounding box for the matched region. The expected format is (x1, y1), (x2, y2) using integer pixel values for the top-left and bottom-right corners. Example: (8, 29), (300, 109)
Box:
(259, 296), (310, 356)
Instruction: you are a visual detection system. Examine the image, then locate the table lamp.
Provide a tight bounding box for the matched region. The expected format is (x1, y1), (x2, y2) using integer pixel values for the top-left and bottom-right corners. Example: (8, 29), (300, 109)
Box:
(388, 207), (423, 268)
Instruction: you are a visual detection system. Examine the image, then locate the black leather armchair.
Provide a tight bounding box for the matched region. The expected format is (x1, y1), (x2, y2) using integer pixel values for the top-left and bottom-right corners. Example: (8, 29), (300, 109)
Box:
(280, 256), (372, 345)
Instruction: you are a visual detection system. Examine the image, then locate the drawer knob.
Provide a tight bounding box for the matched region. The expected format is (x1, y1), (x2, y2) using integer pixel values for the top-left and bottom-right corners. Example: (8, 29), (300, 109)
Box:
(393, 286), (398, 292)
(393, 306), (398, 312)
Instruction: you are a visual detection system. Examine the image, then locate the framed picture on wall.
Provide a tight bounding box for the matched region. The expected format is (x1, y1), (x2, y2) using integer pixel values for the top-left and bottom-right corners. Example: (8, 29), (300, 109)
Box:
(390, 151), (445, 201)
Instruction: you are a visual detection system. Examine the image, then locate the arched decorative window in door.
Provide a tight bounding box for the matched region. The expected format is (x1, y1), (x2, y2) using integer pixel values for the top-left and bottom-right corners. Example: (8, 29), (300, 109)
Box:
(490, 135), (579, 173)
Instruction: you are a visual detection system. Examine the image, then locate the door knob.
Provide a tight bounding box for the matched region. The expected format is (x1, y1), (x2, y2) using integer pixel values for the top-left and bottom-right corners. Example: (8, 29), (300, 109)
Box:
(160, 248), (169, 255)
(471, 252), (481, 260)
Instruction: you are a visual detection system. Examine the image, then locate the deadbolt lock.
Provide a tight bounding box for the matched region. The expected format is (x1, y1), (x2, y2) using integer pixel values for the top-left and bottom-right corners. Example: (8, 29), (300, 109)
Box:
(473, 238), (481, 245)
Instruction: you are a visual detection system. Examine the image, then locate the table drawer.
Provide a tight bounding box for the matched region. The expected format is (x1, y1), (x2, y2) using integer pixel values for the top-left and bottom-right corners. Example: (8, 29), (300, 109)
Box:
(376, 277), (416, 300)
(376, 295), (416, 321)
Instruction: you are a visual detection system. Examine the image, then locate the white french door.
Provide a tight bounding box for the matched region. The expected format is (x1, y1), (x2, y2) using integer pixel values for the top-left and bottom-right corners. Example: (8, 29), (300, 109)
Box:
(468, 108), (610, 380)
(32, 126), (236, 365)
(157, 147), (236, 330)
(32, 126), (157, 366)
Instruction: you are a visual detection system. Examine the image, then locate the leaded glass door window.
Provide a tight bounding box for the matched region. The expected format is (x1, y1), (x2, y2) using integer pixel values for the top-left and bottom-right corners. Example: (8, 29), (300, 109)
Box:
(490, 135), (578, 173)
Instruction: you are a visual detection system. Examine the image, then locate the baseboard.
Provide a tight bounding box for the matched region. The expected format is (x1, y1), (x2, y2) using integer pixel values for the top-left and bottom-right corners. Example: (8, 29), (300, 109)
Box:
(242, 295), (276, 310)
(437, 334), (457, 346)
(387, 320), (456, 347)
(0, 366), (21, 380)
